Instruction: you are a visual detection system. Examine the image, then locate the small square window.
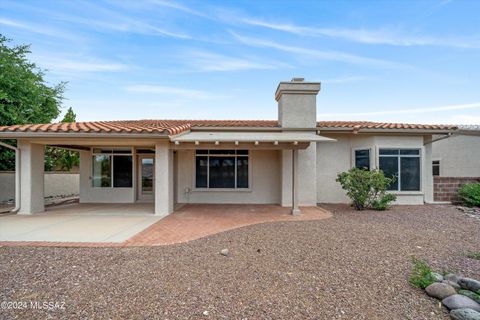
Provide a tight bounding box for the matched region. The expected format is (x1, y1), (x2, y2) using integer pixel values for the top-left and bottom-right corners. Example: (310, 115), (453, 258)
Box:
(432, 160), (440, 176)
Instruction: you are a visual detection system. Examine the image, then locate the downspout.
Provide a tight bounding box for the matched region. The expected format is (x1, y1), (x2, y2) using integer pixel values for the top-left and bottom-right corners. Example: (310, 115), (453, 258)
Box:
(0, 141), (20, 213)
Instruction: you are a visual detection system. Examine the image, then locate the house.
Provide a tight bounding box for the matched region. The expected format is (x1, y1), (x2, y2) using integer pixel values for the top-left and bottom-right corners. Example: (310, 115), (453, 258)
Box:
(431, 126), (480, 203)
(0, 78), (458, 216)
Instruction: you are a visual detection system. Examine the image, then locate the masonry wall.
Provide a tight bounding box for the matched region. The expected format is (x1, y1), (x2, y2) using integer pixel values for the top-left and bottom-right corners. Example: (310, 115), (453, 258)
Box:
(176, 149), (281, 204)
(433, 176), (480, 203)
(0, 171), (79, 202)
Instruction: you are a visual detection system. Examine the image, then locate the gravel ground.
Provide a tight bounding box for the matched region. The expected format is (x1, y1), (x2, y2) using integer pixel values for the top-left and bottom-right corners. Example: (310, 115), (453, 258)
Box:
(1, 204), (479, 319)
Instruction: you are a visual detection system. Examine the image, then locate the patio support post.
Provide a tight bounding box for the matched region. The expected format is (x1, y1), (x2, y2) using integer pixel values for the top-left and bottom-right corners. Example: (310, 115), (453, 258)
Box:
(155, 140), (174, 216)
(291, 149), (301, 215)
(18, 140), (45, 214)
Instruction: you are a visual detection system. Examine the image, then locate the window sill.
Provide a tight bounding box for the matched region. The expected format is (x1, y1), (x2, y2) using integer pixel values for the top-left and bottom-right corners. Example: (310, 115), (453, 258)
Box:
(192, 188), (252, 193)
(388, 191), (423, 196)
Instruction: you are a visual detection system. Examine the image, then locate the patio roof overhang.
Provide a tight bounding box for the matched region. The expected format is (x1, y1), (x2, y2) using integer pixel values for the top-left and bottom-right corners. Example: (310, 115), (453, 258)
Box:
(169, 131), (336, 150)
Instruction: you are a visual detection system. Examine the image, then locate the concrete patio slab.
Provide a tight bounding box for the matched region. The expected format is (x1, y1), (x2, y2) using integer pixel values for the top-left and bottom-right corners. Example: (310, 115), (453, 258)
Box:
(0, 203), (159, 243)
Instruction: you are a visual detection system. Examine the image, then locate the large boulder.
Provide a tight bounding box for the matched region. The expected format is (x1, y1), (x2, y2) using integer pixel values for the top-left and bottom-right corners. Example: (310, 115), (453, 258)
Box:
(459, 290), (480, 304)
(450, 308), (480, 320)
(446, 274), (462, 284)
(444, 280), (462, 290)
(425, 282), (457, 300)
(431, 272), (444, 282)
(459, 278), (480, 293)
(442, 295), (480, 312)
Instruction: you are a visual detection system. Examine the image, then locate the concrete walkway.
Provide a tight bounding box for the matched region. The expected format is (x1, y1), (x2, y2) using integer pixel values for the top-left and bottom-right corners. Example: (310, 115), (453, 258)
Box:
(0, 203), (158, 243)
(0, 204), (332, 247)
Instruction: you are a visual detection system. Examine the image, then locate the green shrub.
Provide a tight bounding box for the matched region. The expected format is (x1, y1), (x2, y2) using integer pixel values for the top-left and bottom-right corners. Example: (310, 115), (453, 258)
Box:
(409, 257), (435, 289)
(466, 251), (480, 260)
(459, 183), (480, 207)
(336, 168), (397, 210)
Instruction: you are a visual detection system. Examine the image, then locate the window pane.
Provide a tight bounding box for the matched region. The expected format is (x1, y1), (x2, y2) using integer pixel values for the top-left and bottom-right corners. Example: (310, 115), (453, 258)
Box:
(236, 150), (248, 155)
(209, 157), (235, 188)
(195, 156), (208, 188)
(236, 158), (249, 188)
(401, 157), (420, 191)
(92, 155), (111, 187)
(196, 150), (208, 155)
(355, 149), (370, 170)
(113, 156), (132, 187)
(379, 156), (398, 190)
(209, 150), (236, 155)
(432, 160), (440, 176)
(400, 149), (420, 155)
(379, 149), (399, 155)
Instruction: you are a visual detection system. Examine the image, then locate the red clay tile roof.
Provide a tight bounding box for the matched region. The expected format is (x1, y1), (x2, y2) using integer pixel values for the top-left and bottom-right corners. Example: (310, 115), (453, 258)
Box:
(0, 120), (456, 135)
(317, 121), (457, 131)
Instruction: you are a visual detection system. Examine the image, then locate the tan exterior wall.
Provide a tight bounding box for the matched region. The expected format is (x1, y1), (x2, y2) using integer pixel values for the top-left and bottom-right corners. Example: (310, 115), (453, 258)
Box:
(432, 134), (480, 177)
(316, 134), (429, 205)
(176, 149), (281, 204)
(79, 150), (136, 203)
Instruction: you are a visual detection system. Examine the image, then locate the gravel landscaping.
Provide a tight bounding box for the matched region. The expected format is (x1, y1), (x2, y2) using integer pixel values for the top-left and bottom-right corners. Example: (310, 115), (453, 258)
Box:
(1, 204), (479, 319)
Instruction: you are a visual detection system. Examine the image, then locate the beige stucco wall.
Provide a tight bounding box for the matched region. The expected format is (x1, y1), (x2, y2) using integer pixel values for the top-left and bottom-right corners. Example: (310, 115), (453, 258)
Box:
(432, 134), (480, 177)
(176, 149), (281, 204)
(79, 150), (136, 203)
(316, 134), (429, 205)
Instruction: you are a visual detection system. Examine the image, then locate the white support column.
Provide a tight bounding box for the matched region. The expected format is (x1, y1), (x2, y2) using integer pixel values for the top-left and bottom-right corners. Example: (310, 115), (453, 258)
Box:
(18, 140), (44, 214)
(423, 136), (434, 203)
(291, 149), (301, 215)
(155, 140), (174, 216)
(280, 150), (292, 207)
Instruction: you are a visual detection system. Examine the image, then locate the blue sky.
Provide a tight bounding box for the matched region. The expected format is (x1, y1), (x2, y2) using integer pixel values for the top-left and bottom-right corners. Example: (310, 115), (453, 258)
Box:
(1, 0), (480, 124)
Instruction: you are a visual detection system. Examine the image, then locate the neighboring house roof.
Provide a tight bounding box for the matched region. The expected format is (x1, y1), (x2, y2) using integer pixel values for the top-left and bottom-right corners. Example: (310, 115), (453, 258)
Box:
(458, 125), (480, 131)
(0, 120), (457, 136)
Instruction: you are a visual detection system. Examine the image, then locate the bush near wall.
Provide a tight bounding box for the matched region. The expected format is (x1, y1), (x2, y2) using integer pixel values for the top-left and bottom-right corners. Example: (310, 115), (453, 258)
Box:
(459, 183), (480, 207)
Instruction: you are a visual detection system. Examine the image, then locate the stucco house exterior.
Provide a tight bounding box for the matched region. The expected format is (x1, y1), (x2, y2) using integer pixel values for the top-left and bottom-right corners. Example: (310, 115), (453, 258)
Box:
(431, 126), (480, 202)
(0, 79), (460, 216)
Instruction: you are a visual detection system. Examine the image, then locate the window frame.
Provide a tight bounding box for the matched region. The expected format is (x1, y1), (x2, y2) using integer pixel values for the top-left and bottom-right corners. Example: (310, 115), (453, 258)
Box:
(91, 147), (134, 188)
(352, 148), (371, 170)
(432, 159), (440, 177)
(193, 149), (251, 191)
(378, 148), (422, 192)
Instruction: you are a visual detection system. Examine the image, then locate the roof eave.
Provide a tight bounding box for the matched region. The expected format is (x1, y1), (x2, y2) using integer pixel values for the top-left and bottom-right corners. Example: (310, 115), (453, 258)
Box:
(0, 132), (171, 139)
(318, 127), (457, 134)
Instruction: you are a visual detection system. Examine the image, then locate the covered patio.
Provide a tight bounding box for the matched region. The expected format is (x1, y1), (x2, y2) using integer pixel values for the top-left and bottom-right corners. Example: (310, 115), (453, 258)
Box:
(0, 203), (332, 246)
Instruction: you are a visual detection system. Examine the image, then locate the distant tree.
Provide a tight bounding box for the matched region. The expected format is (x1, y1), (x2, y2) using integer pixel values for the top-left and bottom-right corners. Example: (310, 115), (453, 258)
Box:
(0, 34), (66, 170)
(45, 107), (80, 171)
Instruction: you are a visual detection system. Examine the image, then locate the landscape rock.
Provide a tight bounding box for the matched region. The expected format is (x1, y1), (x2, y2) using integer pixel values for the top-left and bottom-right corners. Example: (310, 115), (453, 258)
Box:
(220, 249), (229, 256)
(425, 282), (457, 300)
(450, 308), (480, 320)
(459, 278), (480, 293)
(444, 280), (462, 290)
(459, 290), (480, 304)
(442, 295), (480, 312)
(446, 274), (463, 284)
(431, 272), (444, 282)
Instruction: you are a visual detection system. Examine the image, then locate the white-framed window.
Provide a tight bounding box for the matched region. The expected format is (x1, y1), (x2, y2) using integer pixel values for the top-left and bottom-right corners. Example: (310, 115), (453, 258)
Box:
(379, 148), (421, 191)
(354, 149), (370, 170)
(195, 150), (249, 189)
(432, 160), (440, 176)
(92, 148), (133, 188)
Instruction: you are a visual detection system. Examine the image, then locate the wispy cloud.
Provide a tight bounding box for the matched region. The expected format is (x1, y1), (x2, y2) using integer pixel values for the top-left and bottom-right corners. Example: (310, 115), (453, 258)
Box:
(241, 18), (480, 49)
(148, 0), (207, 17)
(126, 85), (226, 99)
(181, 51), (290, 72)
(32, 54), (129, 74)
(319, 102), (480, 118)
(0, 17), (79, 40)
(231, 32), (406, 68)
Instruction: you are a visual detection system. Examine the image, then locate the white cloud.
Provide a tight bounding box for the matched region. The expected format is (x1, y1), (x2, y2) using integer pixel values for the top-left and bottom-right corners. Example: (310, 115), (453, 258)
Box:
(231, 32), (406, 68)
(241, 18), (480, 49)
(319, 102), (480, 118)
(182, 51), (290, 72)
(126, 85), (226, 100)
(0, 17), (78, 40)
(32, 54), (129, 74)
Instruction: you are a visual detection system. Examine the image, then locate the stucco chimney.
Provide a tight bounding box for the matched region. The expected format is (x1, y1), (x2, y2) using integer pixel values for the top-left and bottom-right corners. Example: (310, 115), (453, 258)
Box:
(275, 78), (320, 128)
